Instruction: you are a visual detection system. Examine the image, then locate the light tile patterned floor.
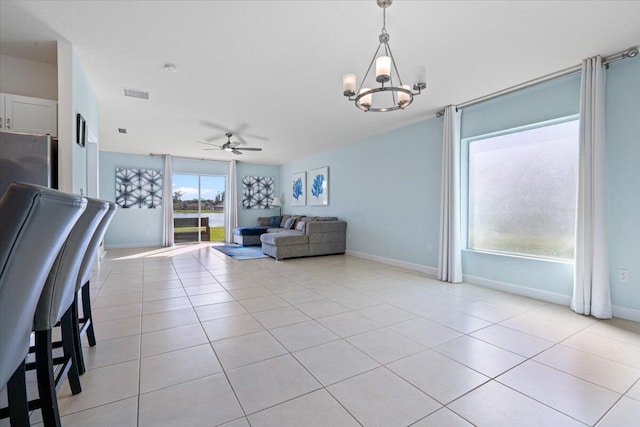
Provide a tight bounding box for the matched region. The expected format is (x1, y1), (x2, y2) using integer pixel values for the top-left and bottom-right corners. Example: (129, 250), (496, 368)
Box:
(2, 244), (640, 426)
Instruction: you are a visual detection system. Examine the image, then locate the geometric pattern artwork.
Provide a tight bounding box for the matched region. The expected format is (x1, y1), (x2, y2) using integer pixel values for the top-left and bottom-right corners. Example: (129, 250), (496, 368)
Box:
(308, 166), (329, 206)
(242, 176), (274, 209)
(290, 171), (306, 206)
(115, 168), (163, 208)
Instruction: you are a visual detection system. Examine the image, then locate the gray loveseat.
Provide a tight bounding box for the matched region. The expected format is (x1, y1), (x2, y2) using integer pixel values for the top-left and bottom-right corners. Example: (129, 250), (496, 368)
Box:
(256, 215), (347, 260)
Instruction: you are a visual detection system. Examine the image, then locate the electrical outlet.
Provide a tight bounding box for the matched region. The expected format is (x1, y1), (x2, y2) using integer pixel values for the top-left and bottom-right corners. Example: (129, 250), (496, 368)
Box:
(618, 269), (630, 283)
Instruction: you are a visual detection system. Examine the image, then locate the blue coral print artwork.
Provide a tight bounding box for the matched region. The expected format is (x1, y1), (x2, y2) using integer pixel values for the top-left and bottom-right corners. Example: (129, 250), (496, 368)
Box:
(115, 168), (163, 208)
(242, 176), (275, 209)
(290, 172), (306, 206)
(308, 166), (329, 206)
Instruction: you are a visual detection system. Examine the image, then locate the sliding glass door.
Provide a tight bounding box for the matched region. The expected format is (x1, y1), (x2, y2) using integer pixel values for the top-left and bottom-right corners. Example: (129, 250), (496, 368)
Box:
(172, 174), (226, 243)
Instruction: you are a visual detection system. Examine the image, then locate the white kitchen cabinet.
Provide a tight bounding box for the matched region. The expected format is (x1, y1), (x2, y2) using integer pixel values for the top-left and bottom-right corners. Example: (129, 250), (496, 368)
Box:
(0, 93), (58, 137)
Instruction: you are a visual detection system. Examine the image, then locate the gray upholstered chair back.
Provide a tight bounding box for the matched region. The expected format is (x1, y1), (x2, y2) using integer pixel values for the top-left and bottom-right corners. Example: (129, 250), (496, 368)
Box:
(76, 202), (117, 291)
(0, 183), (86, 387)
(33, 198), (108, 331)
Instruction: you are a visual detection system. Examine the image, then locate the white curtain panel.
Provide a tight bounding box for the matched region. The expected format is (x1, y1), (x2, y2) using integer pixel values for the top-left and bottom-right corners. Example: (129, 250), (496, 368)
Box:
(438, 106), (463, 283)
(225, 159), (238, 243)
(571, 56), (612, 319)
(162, 155), (174, 247)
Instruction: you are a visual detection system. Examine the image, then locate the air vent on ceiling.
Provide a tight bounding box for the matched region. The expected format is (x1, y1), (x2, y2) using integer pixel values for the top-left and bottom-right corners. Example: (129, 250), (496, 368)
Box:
(117, 128), (128, 134)
(123, 88), (150, 100)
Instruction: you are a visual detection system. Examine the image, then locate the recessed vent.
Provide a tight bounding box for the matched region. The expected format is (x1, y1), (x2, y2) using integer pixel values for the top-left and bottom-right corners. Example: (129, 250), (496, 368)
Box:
(123, 88), (150, 100)
(117, 128), (128, 134)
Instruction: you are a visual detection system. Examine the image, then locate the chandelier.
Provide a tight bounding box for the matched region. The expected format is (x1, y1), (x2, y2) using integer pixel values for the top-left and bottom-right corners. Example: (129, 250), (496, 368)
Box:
(342, 0), (426, 112)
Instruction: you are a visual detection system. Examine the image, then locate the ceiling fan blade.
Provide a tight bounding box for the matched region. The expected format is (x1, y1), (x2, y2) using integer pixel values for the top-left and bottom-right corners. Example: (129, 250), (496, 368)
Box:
(204, 134), (227, 142)
(242, 133), (269, 141)
(200, 120), (228, 132)
(237, 147), (262, 151)
(196, 140), (220, 147)
(232, 149), (243, 155)
(202, 148), (220, 151)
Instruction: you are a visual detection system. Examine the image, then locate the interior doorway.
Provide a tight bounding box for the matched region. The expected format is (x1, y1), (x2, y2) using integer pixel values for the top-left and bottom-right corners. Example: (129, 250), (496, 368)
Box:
(172, 174), (226, 243)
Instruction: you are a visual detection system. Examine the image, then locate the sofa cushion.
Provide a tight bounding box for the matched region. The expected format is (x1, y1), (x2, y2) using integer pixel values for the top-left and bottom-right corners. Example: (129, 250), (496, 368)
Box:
(295, 221), (306, 232)
(269, 216), (282, 227)
(314, 216), (338, 221)
(261, 231), (308, 246)
(279, 215), (291, 228)
(233, 226), (269, 236)
(283, 217), (296, 229)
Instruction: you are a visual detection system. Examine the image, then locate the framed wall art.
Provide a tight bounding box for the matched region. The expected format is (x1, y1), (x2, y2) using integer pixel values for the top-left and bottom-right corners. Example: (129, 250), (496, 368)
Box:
(242, 176), (275, 209)
(290, 171), (306, 206)
(115, 168), (163, 208)
(308, 166), (329, 206)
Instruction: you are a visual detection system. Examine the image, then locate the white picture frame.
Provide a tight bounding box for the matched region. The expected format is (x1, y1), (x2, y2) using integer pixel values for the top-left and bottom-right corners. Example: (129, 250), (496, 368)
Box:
(290, 171), (306, 206)
(308, 166), (329, 206)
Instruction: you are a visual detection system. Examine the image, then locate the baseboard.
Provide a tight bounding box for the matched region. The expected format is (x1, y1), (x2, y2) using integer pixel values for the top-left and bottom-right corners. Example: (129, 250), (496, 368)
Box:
(345, 250), (438, 277)
(612, 305), (640, 322)
(463, 274), (572, 306)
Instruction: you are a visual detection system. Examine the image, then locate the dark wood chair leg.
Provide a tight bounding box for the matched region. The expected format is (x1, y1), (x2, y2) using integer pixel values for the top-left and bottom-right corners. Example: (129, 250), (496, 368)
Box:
(71, 293), (86, 375)
(81, 281), (97, 346)
(35, 329), (61, 427)
(60, 310), (82, 395)
(7, 360), (30, 427)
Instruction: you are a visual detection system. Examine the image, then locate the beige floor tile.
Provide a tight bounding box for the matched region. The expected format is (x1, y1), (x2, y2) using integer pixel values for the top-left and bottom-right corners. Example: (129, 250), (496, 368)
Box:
(317, 311), (382, 337)
(449, 381), (584, 427)
(32, 397), (138, 427)
(500, 313), (588, 342)
(412, 407), (473, 426)
(293, 339), (379, 386)
(93, 316), (141, 342)
(390, 317), (462, 348)
(56, 360), (139, 416)
(93, 291), (142, 308)
(219, 418), (250, 427)
(270, 320), (339, 352)
(534, 344), (640, 393)
(96, 285), (143, 297)
(82, 334), (140, 370)
(202, 313), (266, 341)
(470, 324), (554, 357)
(295, 299), (351, 319)
(227, 354), (321, 414)
(347, 328), (425, 364)
(140, 344), (222, 393)
(433, 335), (525, 377)
(597, 397), (640, 427)
(627, 381), (640, 401)
(227, 286), (274, 300)
(252, 306), (311, 329)
(248, 389), (360, 427)
(195, 301), (248, 321)
(458, 300), (523, 323)
(142, 296), (192, 315)
(139, 374), (244, 427)
(328, 367), (440, 427)
(331, 293), (379, 310)
(564, 331), (640, 369)
(142, 287), (187, 302)
(239, 295), (290, 312)
(189, 291), (236, 307)
(357, 304), (415, 325)
(213, 331), (287, 370)
(141, 323), (208, 357)
(497, 360), (620, 425)
(141, 307), (199, 333)
(91, 303), (141, 322)
(278, 289), (326, 305)
(388, 350), (489, 404)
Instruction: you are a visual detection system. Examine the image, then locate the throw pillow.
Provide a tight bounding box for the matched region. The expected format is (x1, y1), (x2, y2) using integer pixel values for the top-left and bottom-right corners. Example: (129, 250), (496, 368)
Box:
(295, 221), (306, 232)
(269, 216), (282, 227)
(283, 217), (296, 229)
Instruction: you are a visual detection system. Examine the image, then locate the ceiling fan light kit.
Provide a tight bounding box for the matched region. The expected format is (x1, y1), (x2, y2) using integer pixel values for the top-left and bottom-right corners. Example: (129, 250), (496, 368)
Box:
(197, 132), (262, 155)
(343, 0), (426, 112)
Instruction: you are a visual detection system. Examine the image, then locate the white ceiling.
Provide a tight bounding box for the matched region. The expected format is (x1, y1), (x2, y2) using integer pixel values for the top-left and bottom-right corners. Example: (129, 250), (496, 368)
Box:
(1, 1), (639, 165)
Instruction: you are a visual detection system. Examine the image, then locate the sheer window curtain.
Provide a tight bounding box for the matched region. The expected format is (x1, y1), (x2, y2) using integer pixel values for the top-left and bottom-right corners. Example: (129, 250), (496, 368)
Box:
(162, 155), (174, 247)
(438, 106), (463, 283)
(571, 56), (612, 319)
(225, 160), (238, 243)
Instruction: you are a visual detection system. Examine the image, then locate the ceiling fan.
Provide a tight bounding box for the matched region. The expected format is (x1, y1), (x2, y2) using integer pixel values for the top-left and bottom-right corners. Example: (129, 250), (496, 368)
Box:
(197, 132), (262, 155)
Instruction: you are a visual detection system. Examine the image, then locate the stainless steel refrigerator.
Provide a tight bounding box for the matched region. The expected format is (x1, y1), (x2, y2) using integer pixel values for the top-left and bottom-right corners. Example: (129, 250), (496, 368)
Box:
(0, 131), (58, 197)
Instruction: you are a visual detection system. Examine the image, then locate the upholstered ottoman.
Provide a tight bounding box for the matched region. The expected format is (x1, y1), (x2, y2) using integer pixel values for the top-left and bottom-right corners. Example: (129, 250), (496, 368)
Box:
(260, 231), (309, 260)
(232, 226), (269, 246)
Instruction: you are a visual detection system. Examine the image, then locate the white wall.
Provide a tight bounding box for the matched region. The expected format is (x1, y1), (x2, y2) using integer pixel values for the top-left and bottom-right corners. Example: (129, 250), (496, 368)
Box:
(0, 54), (57, 100)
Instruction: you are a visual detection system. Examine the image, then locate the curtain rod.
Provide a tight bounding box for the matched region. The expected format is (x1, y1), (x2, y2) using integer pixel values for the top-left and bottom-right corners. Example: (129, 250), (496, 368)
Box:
(435, 46), (638, 117)
(149, 153), (230, 163)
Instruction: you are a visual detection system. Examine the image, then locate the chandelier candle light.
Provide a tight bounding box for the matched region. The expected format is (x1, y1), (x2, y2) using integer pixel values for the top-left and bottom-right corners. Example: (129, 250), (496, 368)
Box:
(343, 0), (426, 112)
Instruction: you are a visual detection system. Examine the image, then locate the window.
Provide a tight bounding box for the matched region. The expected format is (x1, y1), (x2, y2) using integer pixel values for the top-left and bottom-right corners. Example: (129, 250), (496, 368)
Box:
(467, 118), (579, 260)
(172, 174), (226, 243)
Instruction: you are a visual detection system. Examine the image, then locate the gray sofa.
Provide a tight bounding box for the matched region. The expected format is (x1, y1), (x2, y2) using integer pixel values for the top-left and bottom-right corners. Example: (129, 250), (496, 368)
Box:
(256, 215), (347, 260)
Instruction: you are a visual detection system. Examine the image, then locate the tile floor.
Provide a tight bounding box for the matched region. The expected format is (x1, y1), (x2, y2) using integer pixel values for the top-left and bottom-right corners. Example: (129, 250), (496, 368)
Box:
(2, 244), (640, 426)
